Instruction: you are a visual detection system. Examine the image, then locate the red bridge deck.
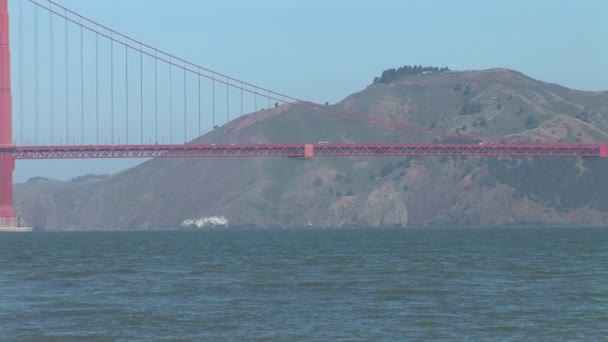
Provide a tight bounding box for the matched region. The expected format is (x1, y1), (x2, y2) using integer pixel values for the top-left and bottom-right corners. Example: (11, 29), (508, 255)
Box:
(6, 143), (608, 159)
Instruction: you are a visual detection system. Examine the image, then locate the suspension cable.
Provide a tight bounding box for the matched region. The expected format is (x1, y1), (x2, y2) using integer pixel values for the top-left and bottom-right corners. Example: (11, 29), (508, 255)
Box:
(95, 25), (99, 144)
(18, 0), (23, 145)
(169, 57), (173, 143)
(65, 9), (69, 145)
(140, 44), (143, 144)
(80, 18), (84, 144)
(154, 50), (158, 143)
(49, 6), (54, 144)
(125, 37), (129, 144)
(183, 62), (187, 143)
(110, 36), (114, 144)
(34, 5), (39, 145)
(198, 68), (201, 137)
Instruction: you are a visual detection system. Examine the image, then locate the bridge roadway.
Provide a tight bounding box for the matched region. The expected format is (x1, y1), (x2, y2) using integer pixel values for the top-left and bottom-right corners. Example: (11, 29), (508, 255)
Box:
(3, 143), (608, 159)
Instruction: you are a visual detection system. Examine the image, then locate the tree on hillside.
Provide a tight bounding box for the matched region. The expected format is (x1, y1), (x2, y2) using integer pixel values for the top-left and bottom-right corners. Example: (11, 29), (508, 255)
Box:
(373, 65), (451, 84)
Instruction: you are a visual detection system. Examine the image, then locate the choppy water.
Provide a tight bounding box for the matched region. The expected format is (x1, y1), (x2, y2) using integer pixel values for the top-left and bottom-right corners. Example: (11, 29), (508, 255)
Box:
(1, 227), (607, 341)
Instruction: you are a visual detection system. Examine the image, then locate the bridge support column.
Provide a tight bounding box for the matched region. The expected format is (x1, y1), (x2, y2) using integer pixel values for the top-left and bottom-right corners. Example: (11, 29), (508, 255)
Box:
(0, 152), (15, 222)
(304, 144), (314, 158)
(0, 0), (18, 228)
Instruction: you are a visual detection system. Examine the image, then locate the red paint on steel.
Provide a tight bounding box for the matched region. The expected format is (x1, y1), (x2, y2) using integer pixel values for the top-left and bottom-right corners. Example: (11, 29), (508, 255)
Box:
(600, 145), (608, 158)
(304, 144), (314, 158)
(0, 0), (15, 219)
(11, 143), (603, 160)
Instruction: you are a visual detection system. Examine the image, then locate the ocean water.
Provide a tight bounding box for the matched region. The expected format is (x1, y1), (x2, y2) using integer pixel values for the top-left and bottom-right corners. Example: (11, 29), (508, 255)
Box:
(1, 227), (607, 341)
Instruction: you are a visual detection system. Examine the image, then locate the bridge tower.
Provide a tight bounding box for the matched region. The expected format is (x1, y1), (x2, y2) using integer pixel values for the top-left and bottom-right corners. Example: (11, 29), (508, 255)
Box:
(0, 0), (16, 228)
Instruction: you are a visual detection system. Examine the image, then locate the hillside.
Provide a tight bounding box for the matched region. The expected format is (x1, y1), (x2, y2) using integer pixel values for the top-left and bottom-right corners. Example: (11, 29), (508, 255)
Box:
(15, 67), (608, 230)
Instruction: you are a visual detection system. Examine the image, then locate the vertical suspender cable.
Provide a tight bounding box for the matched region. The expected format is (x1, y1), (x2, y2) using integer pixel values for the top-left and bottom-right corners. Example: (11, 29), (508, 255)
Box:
(240, 82), (243, 143)
(198, 69), (201, 137)
(212, 77), (215, 128)
(65, 9), (69, 145)
(80, 22), (84, 145)
(254, 88), (257, 113)
(34, 6), (38, 145)
(154, 50), (158, 143)
(95, 27), (99, 144)
(169, 57), (172, 143)
(49, 8), (54, 144)
(140, 44), (143, 144)
(183, 63), (187, 143)
(225, 78), (229, 143)
(125, 38), (129, 144)
(110, 37), (114, 144)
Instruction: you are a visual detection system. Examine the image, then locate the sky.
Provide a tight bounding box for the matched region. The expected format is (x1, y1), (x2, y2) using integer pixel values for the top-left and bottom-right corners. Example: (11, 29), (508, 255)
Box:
(10, 0), (608, 182)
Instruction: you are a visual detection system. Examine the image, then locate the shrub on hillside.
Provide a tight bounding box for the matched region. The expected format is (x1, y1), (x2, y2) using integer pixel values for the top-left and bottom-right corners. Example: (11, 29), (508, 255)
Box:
(373, 65), (450, 84)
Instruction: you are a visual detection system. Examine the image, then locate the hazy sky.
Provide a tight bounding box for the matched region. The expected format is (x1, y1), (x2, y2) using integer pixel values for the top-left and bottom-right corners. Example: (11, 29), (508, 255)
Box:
(12, 0), (608, 182)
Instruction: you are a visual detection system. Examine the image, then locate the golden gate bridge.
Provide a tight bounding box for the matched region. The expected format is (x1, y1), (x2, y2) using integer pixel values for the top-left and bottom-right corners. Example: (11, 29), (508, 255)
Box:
(1, 0), (607, 228)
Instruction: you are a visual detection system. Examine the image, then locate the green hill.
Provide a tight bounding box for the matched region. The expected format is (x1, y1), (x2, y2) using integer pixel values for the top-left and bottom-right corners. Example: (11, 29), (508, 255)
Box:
(15, 68), (608, 229)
